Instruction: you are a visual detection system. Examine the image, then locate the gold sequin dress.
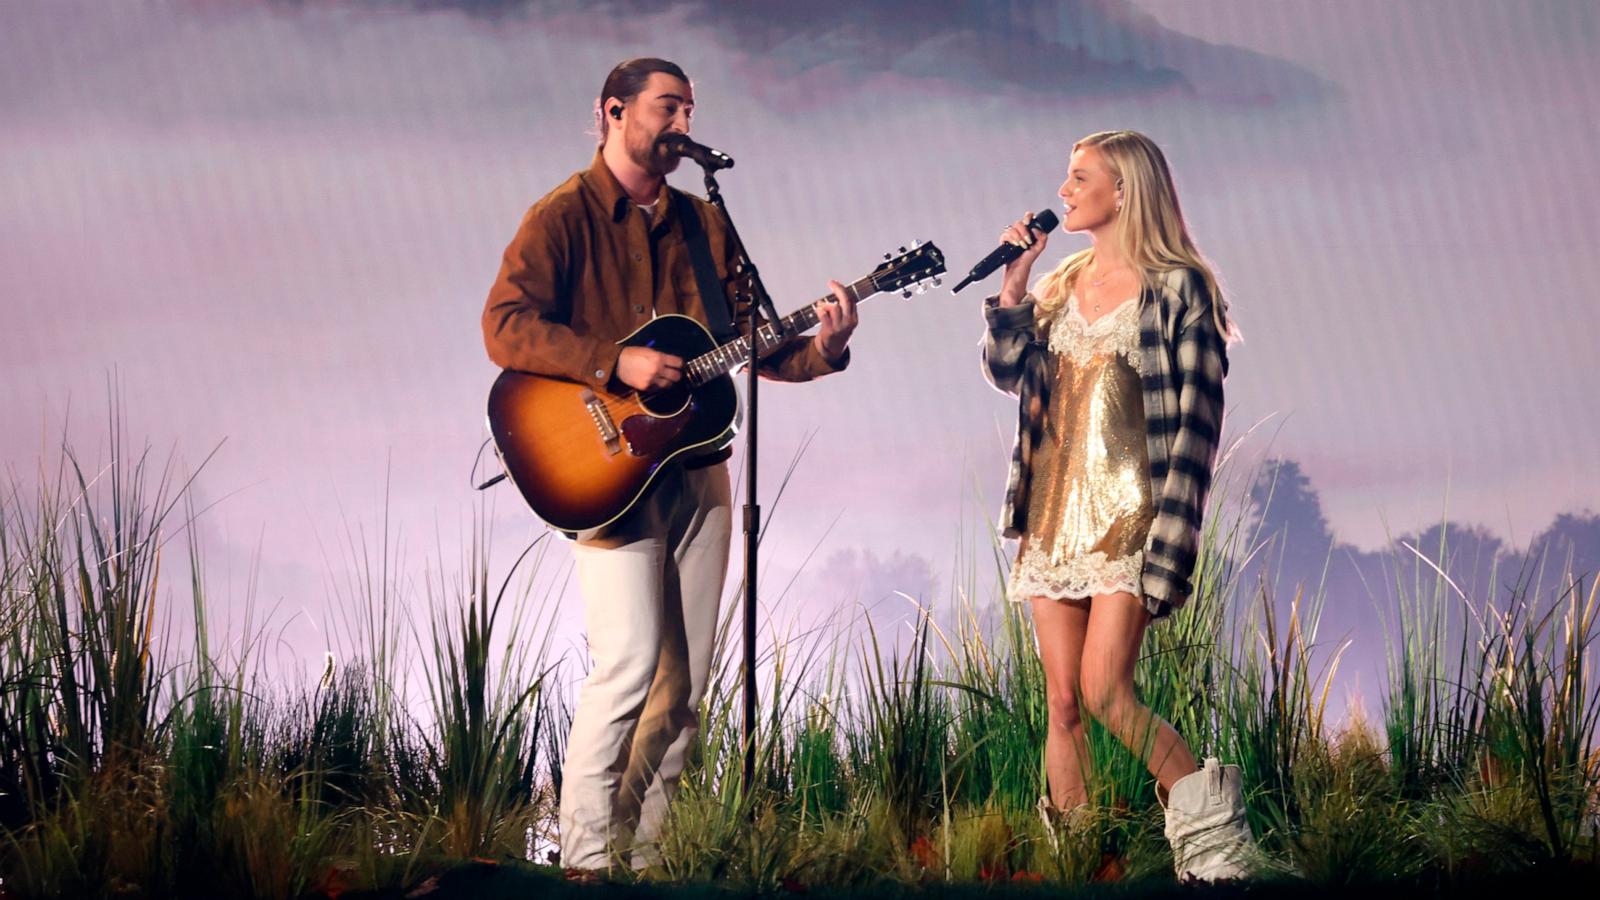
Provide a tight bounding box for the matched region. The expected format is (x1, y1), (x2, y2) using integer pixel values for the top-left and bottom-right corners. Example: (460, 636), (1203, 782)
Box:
(1008, 294), (1154, 603)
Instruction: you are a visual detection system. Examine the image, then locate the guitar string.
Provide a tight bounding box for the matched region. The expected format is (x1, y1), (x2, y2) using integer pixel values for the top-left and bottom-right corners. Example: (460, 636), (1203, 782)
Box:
(686, 274), (878, 384)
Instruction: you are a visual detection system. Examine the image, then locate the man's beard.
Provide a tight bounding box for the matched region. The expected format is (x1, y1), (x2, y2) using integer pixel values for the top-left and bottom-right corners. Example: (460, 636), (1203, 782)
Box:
(630, 132), (681, 177)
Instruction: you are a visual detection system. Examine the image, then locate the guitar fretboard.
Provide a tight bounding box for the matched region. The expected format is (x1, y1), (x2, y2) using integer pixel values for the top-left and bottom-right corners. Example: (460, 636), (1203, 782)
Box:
(685, 274), (877, 385)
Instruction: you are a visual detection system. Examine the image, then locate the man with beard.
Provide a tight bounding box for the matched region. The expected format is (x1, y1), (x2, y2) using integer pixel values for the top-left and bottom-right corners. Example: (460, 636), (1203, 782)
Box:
(482, 58), (858, 876)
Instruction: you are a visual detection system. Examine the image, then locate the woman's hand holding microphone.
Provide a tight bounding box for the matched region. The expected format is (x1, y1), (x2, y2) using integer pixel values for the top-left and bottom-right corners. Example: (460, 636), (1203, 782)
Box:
(997, 212), (1050, 307)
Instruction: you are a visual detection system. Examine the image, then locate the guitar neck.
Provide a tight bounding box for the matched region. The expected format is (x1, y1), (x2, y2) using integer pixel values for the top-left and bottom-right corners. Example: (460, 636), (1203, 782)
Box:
(686, 273), (877, 385)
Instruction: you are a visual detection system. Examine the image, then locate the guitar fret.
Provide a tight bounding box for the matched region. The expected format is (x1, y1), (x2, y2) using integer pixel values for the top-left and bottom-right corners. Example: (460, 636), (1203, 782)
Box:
(701, 303), (824, 378)
(684, 246), (940, 384)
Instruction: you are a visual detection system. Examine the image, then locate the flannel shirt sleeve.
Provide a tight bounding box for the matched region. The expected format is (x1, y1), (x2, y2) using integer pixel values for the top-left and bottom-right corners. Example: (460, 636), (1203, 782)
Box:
(1142, 282), (1228, 608)
(980, 294), (1038, 396)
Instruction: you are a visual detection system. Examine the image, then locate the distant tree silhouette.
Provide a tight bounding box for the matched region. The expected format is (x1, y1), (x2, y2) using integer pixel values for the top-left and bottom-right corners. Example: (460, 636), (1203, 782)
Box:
(1527, 511), (1600, 590)
(1242, 458), (1341, 599)
(1389, 521), (1506, 603)
(1237, 462), (1599, 660)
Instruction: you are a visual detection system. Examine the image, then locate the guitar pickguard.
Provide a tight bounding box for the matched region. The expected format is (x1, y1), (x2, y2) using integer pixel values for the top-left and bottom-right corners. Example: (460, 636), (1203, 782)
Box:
(619, 401), (696, 458)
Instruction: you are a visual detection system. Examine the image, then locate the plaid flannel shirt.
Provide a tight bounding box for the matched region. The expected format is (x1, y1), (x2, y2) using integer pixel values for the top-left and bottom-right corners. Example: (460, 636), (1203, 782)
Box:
(981, 266), (1229, 616)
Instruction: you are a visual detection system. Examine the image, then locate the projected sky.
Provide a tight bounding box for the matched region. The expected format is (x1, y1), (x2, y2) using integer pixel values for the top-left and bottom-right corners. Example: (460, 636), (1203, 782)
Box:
(3, 0), (1597, 697)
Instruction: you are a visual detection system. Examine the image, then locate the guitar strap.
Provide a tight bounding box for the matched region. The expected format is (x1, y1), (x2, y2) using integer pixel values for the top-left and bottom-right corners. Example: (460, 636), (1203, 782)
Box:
(672, 190), (739, 343)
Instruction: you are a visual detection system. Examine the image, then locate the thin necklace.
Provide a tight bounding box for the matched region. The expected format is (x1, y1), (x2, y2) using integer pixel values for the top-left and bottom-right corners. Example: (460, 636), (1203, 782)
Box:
(1089, 262), (1127, 287)
(1084, 262), (1130, 315)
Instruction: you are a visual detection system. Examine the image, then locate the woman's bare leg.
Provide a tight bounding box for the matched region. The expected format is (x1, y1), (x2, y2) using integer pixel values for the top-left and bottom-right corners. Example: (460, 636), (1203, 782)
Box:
(1030, 595), (1092, 809)
(1078, 591), (1198, 794)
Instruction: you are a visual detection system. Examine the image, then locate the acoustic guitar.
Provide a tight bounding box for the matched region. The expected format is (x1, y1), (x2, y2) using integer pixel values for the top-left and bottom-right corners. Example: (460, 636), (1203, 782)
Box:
(486, 242), (945, 532)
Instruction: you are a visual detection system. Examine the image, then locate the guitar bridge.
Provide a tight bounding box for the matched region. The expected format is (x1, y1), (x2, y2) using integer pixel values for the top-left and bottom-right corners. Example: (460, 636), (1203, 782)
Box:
(580, 389), (622, 456)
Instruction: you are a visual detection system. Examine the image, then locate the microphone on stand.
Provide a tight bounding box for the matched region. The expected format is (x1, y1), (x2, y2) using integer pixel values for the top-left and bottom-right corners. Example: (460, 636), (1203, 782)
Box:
(658, 133), (735, 171)
(661, 133), (780, 337)
(950, 208), (1060, 293)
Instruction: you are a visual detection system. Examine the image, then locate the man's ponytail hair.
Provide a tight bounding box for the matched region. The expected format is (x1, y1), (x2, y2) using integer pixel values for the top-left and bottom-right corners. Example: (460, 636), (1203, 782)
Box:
(594, 57), (689, 144)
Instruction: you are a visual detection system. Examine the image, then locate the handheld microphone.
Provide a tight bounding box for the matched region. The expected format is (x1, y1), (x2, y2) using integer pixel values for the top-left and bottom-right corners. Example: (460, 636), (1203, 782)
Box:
(658, 133), (735, 171)
(950, 209), (1059, 293)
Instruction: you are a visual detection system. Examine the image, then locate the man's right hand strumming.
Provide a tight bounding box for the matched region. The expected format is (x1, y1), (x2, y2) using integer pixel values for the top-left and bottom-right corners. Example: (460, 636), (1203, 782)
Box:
(616, 345), (685, 391)
(998, 211), (1050, 307)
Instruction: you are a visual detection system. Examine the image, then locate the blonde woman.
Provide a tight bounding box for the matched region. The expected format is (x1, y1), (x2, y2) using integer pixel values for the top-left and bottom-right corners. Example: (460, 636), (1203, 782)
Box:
(980, 131), (1253, 881)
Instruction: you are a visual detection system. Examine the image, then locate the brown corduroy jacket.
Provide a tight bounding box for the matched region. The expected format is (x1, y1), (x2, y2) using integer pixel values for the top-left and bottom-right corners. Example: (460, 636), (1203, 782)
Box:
(483, 150), (846, 390)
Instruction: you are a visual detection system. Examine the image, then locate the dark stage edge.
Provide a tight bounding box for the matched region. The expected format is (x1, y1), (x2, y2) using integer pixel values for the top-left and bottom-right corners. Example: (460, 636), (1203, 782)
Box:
(332, 858), (1600, 900)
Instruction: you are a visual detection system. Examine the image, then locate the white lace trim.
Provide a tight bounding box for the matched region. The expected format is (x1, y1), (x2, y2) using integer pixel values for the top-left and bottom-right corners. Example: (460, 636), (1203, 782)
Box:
(1047, 295), (1142, 372)
(1008, 547), (1144, 602)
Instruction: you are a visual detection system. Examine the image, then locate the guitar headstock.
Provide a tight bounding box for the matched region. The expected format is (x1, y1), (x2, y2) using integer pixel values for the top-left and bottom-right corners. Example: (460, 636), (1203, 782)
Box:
(870, 241), (946, 298)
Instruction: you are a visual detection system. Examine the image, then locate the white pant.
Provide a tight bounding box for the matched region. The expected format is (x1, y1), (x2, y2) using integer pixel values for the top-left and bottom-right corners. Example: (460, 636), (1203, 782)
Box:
(560, 462), (732, 870)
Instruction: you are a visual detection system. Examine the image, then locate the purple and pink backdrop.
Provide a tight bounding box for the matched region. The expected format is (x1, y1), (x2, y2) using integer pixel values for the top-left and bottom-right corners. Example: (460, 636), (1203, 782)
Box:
(3, 0), (1597, 715)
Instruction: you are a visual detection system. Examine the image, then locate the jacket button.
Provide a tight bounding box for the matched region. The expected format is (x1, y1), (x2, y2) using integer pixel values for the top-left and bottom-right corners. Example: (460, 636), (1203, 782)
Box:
(633, 304), (645, 314)
(594, 369), (606, 379)
(633, 253), (642, 262)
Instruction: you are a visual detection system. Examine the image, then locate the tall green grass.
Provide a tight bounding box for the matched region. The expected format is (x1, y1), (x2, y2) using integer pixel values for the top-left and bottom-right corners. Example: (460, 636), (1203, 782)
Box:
(0, 421), (1595, 897)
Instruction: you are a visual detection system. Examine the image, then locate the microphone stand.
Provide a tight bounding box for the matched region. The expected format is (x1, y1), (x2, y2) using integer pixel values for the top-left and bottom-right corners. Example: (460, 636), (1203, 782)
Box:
(700, 166), (784, 796)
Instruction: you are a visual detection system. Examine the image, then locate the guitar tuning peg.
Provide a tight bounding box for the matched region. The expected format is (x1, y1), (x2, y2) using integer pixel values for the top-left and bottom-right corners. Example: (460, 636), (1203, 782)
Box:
(883, 252), (892, 261)
(932, 276), (942, 288)
(902, 287), (913, 298)
(898, 245), (907, 254)
(912, 239), (921, 248)
(917, 283), (927, 294)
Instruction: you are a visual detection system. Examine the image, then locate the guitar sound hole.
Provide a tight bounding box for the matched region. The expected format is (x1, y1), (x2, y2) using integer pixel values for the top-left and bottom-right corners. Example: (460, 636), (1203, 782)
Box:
(639, 384), (690, 417)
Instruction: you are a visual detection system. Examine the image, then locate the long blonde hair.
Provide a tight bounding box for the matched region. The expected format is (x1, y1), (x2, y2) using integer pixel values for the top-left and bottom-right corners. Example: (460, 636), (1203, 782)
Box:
(1034, 130), (1236, 341)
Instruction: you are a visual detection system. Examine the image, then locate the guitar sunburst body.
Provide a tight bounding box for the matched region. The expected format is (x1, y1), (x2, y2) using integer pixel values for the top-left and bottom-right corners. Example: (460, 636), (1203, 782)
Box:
(486, 242), (945, 533)
(487, 314), (737, 533)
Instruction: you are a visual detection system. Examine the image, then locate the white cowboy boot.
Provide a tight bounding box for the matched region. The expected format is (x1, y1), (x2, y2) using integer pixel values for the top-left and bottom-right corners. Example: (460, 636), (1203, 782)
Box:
(1161, 757), (1256, 881)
